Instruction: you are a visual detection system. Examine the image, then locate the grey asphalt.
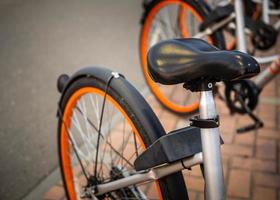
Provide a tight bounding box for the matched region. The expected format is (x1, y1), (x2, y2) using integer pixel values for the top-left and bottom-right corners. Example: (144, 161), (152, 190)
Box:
(0, 1), (145, 199)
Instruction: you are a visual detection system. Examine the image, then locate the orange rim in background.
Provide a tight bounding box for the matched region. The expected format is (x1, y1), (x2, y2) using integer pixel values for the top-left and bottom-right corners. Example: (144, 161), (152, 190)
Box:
(252, 5), (261, 20)
(140, 0), (212, 113)
(226, 38), (236, 50)
(60, 87), (163, 200)
(179, 4), (214, 44)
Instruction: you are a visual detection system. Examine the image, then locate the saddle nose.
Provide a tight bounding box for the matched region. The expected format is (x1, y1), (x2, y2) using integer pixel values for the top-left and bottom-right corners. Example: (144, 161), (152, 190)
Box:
(147, 38), (260, 85)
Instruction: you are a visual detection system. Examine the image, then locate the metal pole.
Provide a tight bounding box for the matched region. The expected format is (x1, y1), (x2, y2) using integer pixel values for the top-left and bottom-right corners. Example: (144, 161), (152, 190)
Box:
(254, 57), (280, 89)
(262, 0), (270, 23)
(94, 153), (203, 196)
(234, 0), (247, 53)
(199, 86), (225, 200)
(255, 54), (280, 64)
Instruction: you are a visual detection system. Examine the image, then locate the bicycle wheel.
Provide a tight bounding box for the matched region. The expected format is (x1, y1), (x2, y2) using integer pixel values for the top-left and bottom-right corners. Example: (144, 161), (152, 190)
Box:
(58, 67), (188, 200)
(140, 0), (225, 114)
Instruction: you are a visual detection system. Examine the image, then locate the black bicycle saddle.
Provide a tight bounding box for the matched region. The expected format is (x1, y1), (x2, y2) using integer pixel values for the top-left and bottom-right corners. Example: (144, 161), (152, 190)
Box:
(147, 38), (260, 85)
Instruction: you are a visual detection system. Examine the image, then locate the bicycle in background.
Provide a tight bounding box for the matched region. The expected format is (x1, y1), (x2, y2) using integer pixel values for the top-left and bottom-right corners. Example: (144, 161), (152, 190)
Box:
(139, 0), (280, 132)
(207, 0), (280, 30)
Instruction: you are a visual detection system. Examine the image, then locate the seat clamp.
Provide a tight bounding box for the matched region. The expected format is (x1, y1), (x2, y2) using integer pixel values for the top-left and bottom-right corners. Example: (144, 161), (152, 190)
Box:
(190, 115), (220, 128)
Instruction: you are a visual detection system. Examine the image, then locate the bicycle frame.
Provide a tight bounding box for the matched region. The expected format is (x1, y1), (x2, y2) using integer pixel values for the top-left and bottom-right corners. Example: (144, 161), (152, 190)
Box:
(94, 153), (203, 196)
(88, 88), (225, 200)
(234, 0), (279, 65)
(193, 0), (280, 90)
(254, 56), (280, 89)
(230, 0), (280, 90)
(195, 0), (279, 63)
(208, 0), (280, 30)
(256, 0), (280, 30)
(199, 87), (225, 200)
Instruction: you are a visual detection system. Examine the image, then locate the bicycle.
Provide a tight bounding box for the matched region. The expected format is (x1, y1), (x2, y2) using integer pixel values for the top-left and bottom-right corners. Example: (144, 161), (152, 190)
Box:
(207, 0), (280, 30)
(57, 38), (260, 199)
(139, 0), (279, 115)
(259, 0), (280, 30)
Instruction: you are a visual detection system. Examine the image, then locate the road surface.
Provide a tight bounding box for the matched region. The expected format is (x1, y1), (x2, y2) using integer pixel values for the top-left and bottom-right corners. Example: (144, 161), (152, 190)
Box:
(0, 1), (144, 199)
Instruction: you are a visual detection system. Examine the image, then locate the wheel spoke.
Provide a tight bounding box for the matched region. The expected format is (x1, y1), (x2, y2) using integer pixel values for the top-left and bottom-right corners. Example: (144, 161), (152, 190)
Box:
(60, 80), (165, 198)
(74, 103), (136, 168)
(71, 111), (95, 155)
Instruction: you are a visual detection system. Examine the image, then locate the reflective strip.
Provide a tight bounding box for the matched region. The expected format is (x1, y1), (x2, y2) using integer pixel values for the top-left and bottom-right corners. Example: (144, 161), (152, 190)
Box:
(269, 57), (280, 75)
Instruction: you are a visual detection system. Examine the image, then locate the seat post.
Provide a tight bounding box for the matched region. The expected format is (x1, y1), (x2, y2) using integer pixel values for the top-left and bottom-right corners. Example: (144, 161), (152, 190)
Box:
(234, 0), (247, 53)
(199, 82), (225, 200)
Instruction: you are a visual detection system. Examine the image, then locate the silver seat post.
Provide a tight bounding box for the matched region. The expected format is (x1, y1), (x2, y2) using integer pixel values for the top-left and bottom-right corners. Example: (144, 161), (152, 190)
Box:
(199, 83), (225, 200)
(262, 0), (270, 24)
(234, 0), (247, 53)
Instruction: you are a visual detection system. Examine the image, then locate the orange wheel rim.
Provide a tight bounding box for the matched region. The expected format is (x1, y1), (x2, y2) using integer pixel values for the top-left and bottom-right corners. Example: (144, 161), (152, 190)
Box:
(252, 5), (261, 20)
(60, 87), (163, 200)
(140, 0), (213, 113)
(226, 37), (236, 50)
(179, 4), (214, 44)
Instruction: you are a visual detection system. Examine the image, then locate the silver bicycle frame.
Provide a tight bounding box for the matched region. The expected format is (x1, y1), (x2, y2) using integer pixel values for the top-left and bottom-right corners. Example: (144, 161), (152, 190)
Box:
(193, 0), (280, 90)
(247, 0), (280, 30)
(194, 0), (280, 64)
(90, 89), (225, 200)
(234, 0), (280, 87)
(234, 0), (279, 64)
(262, 0), (270, 23)
(254, 57), (280, 89)
(200, 87), (225, 200)
(94, 153), (203, 196)
(235, 0), (247, 52)
(210, 0), (280, 30)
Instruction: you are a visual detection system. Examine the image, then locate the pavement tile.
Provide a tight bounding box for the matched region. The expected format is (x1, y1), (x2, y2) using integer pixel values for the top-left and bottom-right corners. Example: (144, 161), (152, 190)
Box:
(220, 115), (237, 134)
(43, 186), (65, 200)
(188, 165), (203, 178)
(232, 157), (276, 173)
(234, 131), (255, 146)
(260, 81), (276, 97)
(145, 95), (162, 109)
(216, 99), (231, 116)
(221, 131), (235, 144)
(149, 105), (164, 118)
(236, 115), (254, 126)
(188, 190), (198, 200)
(198, 193), (205, 200)
(254, 172), (280, 188)
(256, 138), (277, 160)
(160, 110), (179, 132)
(258, 127), (280, 141)
(253, 186), (277, 200)
(221, 143), (253, 157)
(227, 169), (251, 198)
(257, 104), (277, 120)
(184, 175), (204, 192)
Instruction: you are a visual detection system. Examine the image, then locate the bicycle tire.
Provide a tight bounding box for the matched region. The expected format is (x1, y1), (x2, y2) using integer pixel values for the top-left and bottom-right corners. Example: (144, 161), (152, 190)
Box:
(140, 0), (225, 114)
(57, 67), (189, 200)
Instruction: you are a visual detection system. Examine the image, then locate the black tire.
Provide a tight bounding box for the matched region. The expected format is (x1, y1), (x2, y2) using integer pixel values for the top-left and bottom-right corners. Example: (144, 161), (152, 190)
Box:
(139, 0), (226, 114)
(58, 67), (189, 200)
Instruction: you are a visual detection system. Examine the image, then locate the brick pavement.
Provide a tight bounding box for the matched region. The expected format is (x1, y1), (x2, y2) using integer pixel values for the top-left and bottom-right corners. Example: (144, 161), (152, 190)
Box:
(41, 71), (280, 200)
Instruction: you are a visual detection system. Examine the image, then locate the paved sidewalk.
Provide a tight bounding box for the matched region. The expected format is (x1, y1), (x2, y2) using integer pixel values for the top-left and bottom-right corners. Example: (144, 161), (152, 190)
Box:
(38, 70), (280, 200)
